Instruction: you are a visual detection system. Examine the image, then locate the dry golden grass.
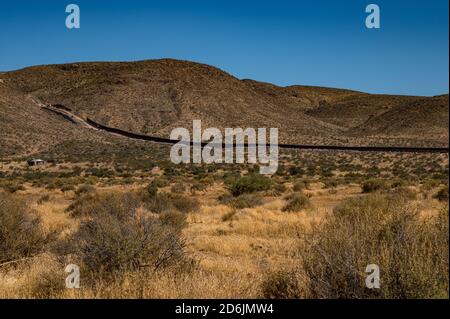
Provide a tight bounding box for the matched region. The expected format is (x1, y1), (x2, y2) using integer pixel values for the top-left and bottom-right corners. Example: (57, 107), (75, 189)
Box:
(0, 173), (447, 299)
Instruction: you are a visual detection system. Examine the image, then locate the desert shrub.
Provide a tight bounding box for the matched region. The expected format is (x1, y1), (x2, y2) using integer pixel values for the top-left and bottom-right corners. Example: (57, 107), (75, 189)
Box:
(170, 183), (186, 193)
(261, 270), (303, 299)
(168, 194), (200, 213)
(232, 193), (264, 209)
(152, 177), (169, 188)
(227, 174), (273, 196)
(71, 210), (188, 278)
(219, 193), (264, 209)
(190, 181), (207, 193)
(300, 194), (449, 298)
(267, 182), (287, 196)
(390, 179), (407, 189)
(434, 186), (449, 202)
(45, 178), (66, 190)
(145, 193), (175, 214)
(75, 184), (94, 196)
(288, 166), (305, 176)
(422, 179), (440, 191)
(221, 209), (238, 222)
(147, 181), (158, 198)
(362, 179), (386, 193)
(25, 260), (66, 298)
(0, 181), (25, 193)
(159, 210), (187, 229)
(67, 191), (141, 219)
(282, 193), (311, 212)
(37, 194), (51, 204)
(85, 167), (114, 178)
(60, 184), (75, 192)
(145, 193), (199, 214)
(0, 192), (49, 263)
(293, 181), (309, 192)
(388, 186), (417, 200)
(322, 178), (338, 189)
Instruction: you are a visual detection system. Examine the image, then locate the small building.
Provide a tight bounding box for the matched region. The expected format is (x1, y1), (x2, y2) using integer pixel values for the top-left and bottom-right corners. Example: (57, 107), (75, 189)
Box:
(27, 159), (45, 166)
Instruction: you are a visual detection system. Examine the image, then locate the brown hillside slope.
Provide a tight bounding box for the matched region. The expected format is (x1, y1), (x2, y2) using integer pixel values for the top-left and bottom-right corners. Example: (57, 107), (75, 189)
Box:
(0, 82), (111, 158)
(2, 59), (341, 145)
(1, 59), (448, 155)
(305, 94), (427, 128)
(350, 95), (449, 140)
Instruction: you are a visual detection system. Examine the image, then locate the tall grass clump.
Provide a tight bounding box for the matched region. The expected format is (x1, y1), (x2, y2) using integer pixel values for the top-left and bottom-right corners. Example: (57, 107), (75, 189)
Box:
(0, 192), (49, 263)
(66, 192), (192, 279)
(300, 194), (448, 298)
(67, 191), (141, 218)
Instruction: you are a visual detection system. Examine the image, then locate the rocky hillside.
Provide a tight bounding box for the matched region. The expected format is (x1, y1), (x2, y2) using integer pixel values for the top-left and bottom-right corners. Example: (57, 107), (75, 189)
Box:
(0, 59), (448, 158)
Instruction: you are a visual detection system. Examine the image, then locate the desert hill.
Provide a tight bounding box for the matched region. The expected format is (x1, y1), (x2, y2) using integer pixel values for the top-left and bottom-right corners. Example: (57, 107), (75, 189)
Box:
(0, 59), (448, 158)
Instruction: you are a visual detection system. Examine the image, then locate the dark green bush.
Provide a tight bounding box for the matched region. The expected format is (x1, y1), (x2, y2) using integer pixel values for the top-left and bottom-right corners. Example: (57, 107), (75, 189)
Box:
(227, 174), (273, 196)
(147, 181), (158, 198)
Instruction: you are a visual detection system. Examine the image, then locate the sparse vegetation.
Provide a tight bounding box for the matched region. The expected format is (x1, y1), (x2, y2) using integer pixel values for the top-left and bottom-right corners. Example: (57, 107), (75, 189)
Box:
(0, 149), (447, 299)
(282, 193), (311, 212)
(362, 179), (386, 193)
(0, 192), (49, 263)
(299, 194), (449, 298)
(434, 185), (449, 202)
(219, 193), (264, 209)
(227, 174), (273, 196)
(71, 208), (188, 278)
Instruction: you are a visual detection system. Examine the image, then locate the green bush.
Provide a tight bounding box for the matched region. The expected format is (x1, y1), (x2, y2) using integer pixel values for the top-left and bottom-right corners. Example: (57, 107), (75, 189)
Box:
(227, 174), (273, 196)
(147, 181), (158, 198)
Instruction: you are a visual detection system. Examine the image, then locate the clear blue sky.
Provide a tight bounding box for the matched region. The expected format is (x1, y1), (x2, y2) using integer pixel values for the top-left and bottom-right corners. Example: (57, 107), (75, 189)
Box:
(0, 0), (448, 96)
